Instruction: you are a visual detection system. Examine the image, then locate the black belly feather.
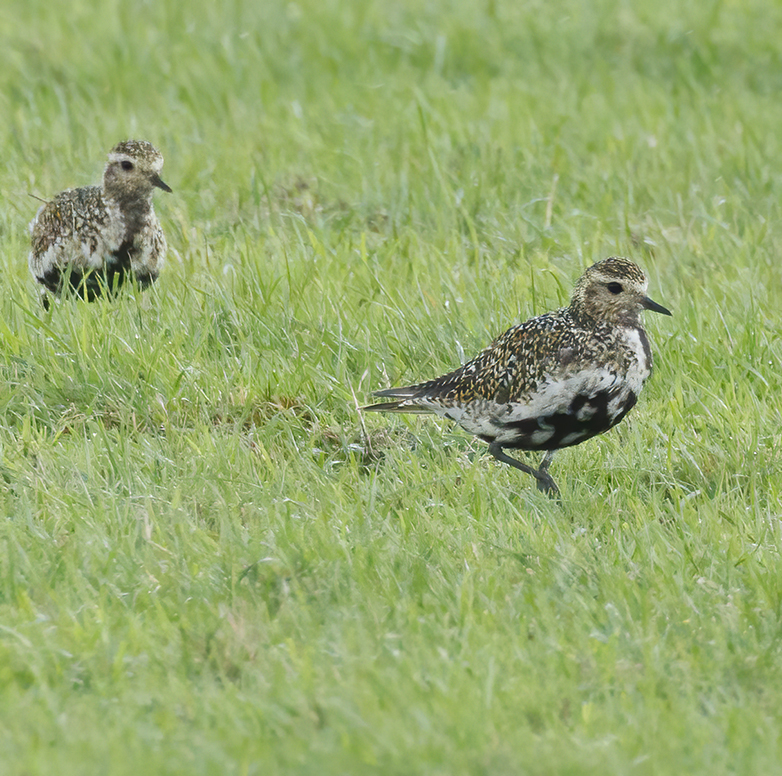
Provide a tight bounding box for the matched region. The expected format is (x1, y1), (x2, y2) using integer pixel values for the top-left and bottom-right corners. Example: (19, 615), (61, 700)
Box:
(37, 239), (156, 301)
(479, 387), (638, 451)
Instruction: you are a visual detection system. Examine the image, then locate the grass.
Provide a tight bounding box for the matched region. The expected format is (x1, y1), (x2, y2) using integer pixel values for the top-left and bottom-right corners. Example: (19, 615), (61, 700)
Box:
(2, 0), (782, 772)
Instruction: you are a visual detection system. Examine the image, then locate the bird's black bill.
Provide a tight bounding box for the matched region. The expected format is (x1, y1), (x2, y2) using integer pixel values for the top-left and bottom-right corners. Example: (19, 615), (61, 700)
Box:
(152, 174), (172, 193)
(642, 296), (672, 316)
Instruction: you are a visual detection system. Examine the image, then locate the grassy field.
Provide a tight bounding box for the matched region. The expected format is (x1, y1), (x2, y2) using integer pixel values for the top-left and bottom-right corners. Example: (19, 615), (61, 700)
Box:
(2, 0), (782, 772)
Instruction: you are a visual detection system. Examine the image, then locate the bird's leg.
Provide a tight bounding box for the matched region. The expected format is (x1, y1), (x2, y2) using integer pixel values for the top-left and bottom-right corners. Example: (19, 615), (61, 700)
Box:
(487, 443), (560, 496)
(535, 450), (559, 495)
(538, 450), (555, 474)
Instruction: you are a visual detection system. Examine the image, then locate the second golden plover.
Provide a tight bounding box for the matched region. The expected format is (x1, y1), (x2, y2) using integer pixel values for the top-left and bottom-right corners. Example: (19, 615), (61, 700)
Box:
(363, 257), (672, 495)
(29, 140), (172, 306)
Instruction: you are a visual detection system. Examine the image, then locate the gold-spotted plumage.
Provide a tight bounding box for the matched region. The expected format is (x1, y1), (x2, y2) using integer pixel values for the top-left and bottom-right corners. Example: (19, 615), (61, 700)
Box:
(363, 257), (672, 495)
(29, 140), (172, 307)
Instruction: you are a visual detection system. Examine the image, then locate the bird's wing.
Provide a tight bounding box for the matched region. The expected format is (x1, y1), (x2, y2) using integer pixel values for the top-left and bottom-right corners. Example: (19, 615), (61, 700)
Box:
(29, 188), (112, 272)
(365, 310), (603, 413)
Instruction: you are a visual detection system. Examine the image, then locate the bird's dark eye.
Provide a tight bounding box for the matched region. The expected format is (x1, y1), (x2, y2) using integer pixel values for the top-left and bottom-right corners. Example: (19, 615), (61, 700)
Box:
(606, 282), (623, 295)
(121, 160), (134, 171)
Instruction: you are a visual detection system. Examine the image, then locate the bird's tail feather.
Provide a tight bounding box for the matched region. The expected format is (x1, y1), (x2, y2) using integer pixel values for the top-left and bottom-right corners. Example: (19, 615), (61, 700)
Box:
(371, 386), (422, 399)
(361, 400), (433, 414)
(361, 385), (434, 413)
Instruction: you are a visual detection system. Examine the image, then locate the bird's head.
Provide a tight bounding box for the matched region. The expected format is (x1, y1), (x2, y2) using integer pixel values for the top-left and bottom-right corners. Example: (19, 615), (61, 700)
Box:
(103, 140), (172, 202)
(570, 256), (671, 326)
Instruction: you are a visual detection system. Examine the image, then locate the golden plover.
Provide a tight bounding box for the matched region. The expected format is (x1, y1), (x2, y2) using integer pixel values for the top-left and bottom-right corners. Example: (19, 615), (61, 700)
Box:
(29, 140), (171, 306)
(363, 257), (671, 495)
